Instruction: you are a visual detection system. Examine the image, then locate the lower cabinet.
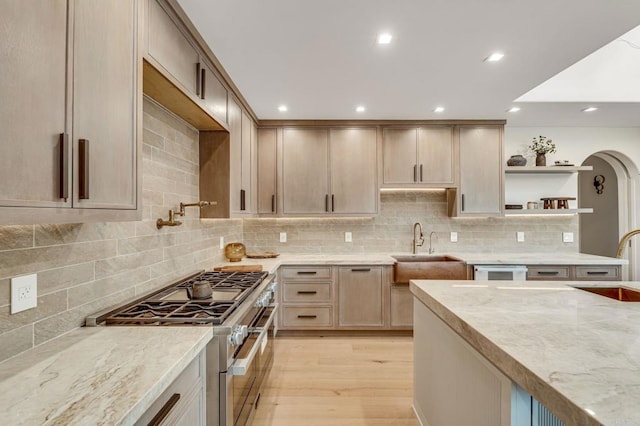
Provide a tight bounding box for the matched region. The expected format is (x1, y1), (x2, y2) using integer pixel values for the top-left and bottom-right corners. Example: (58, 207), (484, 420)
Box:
(278, 265), (410, 331)
(338, 267), (384, 328)
(135, 350), (205, 426)
(526, 264), (621, 281)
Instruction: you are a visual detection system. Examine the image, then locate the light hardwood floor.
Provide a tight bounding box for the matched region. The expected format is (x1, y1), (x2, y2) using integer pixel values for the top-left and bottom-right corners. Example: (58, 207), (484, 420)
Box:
(253, 336), (419, 426)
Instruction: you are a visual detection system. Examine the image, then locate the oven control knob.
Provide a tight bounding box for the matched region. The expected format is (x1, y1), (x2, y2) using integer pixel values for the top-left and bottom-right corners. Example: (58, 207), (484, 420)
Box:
(228, 330), (243, 346)
(239, 325), (248, 338)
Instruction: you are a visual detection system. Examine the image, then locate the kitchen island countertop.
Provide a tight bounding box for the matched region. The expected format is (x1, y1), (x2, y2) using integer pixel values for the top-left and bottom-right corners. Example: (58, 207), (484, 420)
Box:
(0, 326), (212, 425)
(411, 279), (640, 425)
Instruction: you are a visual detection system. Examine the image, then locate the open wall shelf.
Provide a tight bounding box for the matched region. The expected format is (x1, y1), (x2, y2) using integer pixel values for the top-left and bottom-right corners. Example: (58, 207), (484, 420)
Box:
(505, 166), (593, 174)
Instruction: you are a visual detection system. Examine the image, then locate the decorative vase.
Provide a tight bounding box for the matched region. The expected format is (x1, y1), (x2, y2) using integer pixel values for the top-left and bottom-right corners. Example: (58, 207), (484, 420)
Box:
(535, 153), (546, 166)
(506, 155), (527, 166)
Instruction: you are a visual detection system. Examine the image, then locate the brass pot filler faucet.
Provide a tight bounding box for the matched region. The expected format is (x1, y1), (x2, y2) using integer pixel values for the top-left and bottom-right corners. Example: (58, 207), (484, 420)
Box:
(156, 201), (215, 229)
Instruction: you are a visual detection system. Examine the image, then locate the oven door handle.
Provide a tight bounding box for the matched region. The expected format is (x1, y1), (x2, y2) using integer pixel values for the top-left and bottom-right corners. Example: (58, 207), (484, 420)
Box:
(229, 304), (278, 376)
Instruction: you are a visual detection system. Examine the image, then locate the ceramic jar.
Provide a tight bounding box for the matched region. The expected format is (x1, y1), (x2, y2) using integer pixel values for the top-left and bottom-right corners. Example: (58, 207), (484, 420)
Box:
(507, 155), (527, 166)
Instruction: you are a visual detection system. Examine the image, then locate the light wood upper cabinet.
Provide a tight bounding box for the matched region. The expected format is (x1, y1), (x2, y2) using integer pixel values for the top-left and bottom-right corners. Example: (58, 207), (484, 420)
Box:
(0, 0), (69, 209)
(72, 0), (138, 209)
(338, 267), (385, 327)
(329, 128), (378, 215)
(282, 128), (329, 214)
(257, 129), (277, 214)
(147, 0), (199, 96)
(228, 98), (243, 214)
(201, 61), (227, 125)
(382, 126), (456, 187)
(455, 126), (503, 216)
(0, 0), (141, 224)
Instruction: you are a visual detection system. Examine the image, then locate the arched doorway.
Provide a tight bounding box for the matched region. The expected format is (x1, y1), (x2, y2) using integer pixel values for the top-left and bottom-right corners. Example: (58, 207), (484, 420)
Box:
(579, 151), (639, 280)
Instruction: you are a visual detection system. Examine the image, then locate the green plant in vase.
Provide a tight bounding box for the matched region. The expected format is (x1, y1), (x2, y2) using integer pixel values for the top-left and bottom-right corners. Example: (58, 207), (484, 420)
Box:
(529, 135), (556, 166)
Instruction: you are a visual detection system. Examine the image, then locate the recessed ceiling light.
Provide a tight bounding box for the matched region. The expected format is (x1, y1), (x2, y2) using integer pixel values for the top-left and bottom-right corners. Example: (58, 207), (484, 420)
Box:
(356, 105), (366, 113)
(508, 107), (521, 113)
(434, 106), (445, 113)
(278, 105), (288, 112)
(582, 107), (598, 112)
(485, 52), (504, 62)
(377, 33), (392, 44)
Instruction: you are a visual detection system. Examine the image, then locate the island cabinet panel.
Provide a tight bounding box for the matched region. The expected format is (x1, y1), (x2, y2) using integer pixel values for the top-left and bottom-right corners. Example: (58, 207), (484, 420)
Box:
(413, 300), (511, 426)
(338, 267), (385, 328)
(382, 126), (456, 187)
(257, 128), (277, 214)
(282, 128), (330, 214)
(329, 128), (378, 215)
(0, 0), (69, 209)
(454, 126), (503, 216)
(390, 285), (413, 328)
(147, 0), (199, 97)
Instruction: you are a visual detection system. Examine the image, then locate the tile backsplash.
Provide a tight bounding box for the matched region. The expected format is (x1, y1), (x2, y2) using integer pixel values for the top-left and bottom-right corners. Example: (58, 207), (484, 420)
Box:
(0, 98), (240, 363)
(0, 104), (579, 363)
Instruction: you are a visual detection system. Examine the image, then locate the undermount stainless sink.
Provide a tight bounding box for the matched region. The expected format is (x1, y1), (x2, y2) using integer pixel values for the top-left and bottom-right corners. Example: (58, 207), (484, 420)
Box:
(575, 286), (640, 302)
(392, 255), (468, 284)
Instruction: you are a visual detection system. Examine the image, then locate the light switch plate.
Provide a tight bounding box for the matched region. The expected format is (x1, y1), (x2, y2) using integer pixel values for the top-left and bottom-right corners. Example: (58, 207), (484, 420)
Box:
(279, 232), (287, 243)
(516, 231), (525, 243)
(345, 232), (353, 242)
(11, 273), (37, 314)
(219, 236), (224, 249)
(563, 232), (574, 243)
(450, 232), (458, 242)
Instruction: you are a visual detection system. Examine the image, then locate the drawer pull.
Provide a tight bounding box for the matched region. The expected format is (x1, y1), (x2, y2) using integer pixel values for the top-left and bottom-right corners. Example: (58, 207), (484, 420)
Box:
(148, 393), (181, 426)
(586, 271), (609, 275)
(537, 271), (560, 276)
(297, 315), (317, 319)
(351, 268), (371, 272)
(297, 291), (317, 295)
(297, 271), (317, 275)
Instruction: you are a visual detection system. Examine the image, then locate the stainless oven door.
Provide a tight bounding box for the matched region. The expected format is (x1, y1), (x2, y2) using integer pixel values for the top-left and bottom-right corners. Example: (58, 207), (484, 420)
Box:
(221, 303), (278, 426)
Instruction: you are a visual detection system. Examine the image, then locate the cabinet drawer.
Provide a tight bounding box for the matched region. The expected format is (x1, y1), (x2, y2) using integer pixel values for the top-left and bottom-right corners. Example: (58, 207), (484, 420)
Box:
(575, 266), (621, 281)
(282, 306), (332, 327)
(283, 283), (331, 303)
(281, 266), (332, 280)
(527, 266), (570, 280)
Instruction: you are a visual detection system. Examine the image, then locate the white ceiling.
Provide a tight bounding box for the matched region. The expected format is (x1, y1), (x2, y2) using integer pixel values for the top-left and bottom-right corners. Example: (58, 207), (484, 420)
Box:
(177, 0), (640, 126)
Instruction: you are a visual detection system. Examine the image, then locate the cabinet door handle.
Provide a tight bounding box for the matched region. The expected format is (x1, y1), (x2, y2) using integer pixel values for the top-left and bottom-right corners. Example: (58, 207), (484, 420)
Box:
(297, 315), (317, 319)
(240, 189), (246, 211)
(271, 194), (275, 213)
(297, 271), (317, 275)
(351, 268), (371, 272)
(196, 62), (201, 97)
(537, 271), (559, 276)
(420, 164), (423, 182)
(325, 194), (329, 212)
(586, 271), (609, 275)
(148, 393), (181, 426)
(200, 67), (206, 100)
(461, 194), (465, 211)
(59, 133), (69, 200)
(297, 291), (317, 295)
(413, 165), (417, 182)
(331, 194), (335, 212)
(79, 139), (90, 200)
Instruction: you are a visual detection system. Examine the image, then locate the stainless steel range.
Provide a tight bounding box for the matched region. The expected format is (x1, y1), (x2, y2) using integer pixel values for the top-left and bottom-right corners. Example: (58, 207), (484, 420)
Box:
(86, 270), (278, 426)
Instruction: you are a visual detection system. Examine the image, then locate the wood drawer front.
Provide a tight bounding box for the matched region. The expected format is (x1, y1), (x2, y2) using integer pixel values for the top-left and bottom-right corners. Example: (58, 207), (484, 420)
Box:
(283, 283), (331, 303)
(281, 266), (332, 281)
(575, 266), (621, 281)
(527, 266), (570, 280)
(282, 306), (332, 327)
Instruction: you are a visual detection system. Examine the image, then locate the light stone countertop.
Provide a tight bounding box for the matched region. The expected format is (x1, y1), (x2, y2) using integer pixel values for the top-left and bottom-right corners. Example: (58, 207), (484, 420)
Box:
(0, 327), (212, 426)
(215, 252), (625, 274)
(410, 279), (640, 426)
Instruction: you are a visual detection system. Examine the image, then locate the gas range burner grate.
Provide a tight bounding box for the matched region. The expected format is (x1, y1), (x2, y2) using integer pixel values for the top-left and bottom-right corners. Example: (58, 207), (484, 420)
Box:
(103, 271), (268, 325)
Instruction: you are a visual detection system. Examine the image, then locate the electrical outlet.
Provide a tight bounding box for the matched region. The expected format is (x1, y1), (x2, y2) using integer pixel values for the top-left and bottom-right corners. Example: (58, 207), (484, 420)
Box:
(219, 236), (224, 249)
(563, 232), (574, 243)
(450, 232), (458, 242)
(279, 232), (287, 243)
(516, 231), (525, 243)
(11, 273), (37, 314)
(345, 232), (353, 242)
